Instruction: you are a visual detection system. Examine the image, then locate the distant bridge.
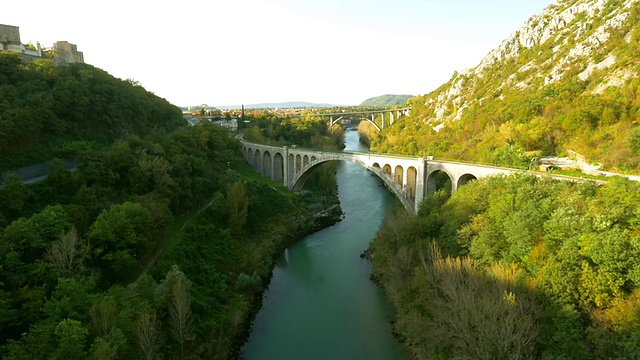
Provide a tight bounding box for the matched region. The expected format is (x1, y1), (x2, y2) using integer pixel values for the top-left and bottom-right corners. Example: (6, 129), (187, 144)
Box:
(294, 108), (411, 131)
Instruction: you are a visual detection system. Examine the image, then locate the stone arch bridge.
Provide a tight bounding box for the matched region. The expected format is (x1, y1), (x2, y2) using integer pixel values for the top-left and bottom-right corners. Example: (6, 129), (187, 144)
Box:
(295, 108), (411, 131)
(239, 139), (524, 214)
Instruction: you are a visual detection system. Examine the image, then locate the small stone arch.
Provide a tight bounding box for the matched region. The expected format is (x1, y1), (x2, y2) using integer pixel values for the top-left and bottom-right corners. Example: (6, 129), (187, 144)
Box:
(263, 151), (272, 178)
(383, 164), (392, 176)
(427, 170), (452, 195)
(407, 166), (417, 199)
(394, 165), (404, 186)
(288, 153), (295, 179)
(254, 149), (262, 174)
(296, 154), (302, 172)
(303, 155), (309, 167)
(273, 153), (284, 181)
(457, 173), (477, 190)
(247, 148), (254, 166)
(311, 156), (317, 162)
(373, 163), (381, 169)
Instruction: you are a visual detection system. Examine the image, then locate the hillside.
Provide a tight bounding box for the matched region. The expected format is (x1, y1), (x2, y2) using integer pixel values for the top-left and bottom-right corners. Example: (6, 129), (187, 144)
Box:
(369, 0), (640, 173)
(359, 94), (413, 106)
(0, 53), (185, 171)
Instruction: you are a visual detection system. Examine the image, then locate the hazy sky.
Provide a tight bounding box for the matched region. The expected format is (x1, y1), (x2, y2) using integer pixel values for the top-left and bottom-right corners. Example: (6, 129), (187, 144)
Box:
(5, 0), (553, 106)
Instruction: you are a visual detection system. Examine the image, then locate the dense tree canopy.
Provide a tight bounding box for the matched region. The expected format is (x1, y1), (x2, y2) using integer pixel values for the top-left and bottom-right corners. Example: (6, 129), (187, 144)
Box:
(0, 53), (185, 171)
(371, 174), (640, 359)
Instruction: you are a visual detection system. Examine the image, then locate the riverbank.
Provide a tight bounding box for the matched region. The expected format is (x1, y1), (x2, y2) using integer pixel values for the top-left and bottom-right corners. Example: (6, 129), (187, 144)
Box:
(148, 173), (343, 359)
(233, 202), (343, 357)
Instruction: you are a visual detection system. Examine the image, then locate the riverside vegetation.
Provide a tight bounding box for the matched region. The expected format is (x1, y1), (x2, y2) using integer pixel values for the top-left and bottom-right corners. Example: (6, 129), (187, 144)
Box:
(370, 175), (640, 359)
(0, 53), (343, 359)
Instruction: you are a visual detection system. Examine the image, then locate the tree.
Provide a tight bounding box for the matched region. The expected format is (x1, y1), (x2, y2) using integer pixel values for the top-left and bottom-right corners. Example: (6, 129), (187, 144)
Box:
(45, 227), (88, 277)
(163, 265), (194, 359)
(226, 181), (248, 237)
(0, 173), (28, 216)
(133, 310), (162, 360)
(88, 202), (152, 280)
(90, 296), (118, 337)
(53, 319), (88, 359)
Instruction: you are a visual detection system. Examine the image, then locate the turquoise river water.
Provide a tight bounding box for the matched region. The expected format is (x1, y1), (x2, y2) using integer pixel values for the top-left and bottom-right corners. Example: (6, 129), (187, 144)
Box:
(241, 130), (409, 360)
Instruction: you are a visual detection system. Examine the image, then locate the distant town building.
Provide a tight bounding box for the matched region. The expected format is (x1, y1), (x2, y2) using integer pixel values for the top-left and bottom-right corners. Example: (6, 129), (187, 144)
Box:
(0, 24), (84, 65)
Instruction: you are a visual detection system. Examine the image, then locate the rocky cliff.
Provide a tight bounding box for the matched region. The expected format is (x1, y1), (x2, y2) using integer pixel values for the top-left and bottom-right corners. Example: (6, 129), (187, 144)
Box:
(372, 0), (640, 171)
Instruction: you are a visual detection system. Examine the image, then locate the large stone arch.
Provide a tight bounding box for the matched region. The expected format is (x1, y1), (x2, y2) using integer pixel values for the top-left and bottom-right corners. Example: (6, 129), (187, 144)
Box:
(290, 158), (414, 212)
(426, 169), (452, 195)
(273, 153), (284, 181)
(263, 151), (272, 178)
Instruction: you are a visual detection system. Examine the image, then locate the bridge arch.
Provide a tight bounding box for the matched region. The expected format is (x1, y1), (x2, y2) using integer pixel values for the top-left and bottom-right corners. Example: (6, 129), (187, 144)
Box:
(288, 154), (295, 178)
(254, 149), (262, 174)
(456, 173), (477, 190)
(394, 165), (404, 185)
(407, 166), (417, 199)
(290, 157), (414, 212)
(263, 151), (272, 178)
(246, 147), (253, 166)
(295, 154), (302, 172)
(273, 153), (284, 181)
(426, 169), (453, 195)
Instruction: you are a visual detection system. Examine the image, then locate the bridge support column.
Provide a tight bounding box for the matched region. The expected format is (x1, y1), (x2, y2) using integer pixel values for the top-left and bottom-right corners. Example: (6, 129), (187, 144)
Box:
(390, 112), (395, 124)
(381, 113), (385, 129)
(414, 158), (426, 213)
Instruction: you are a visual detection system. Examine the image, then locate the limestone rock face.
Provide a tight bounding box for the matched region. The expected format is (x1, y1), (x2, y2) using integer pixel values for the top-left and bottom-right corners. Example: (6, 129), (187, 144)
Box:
(419, 0), (640, 125)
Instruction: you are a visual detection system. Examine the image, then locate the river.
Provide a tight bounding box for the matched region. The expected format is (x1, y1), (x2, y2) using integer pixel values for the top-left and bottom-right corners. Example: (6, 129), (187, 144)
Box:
(241, 130), (408, 360)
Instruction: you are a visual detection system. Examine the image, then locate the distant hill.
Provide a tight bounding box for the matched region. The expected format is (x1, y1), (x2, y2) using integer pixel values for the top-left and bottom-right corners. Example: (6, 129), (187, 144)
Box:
(359, 94), (413, 106)
(216, 101), (338, 109)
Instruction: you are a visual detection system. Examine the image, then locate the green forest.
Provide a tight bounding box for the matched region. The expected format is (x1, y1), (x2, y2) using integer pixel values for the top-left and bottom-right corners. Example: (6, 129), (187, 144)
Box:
(0, 53), (184, 172)
(371, 175), (640, 359)
(0, 55), (343, 359)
